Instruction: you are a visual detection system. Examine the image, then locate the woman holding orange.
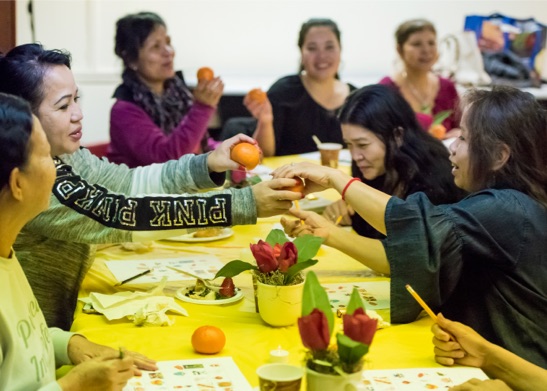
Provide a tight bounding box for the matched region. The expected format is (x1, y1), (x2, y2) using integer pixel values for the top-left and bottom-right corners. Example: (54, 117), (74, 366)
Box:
(379, 19), (460, 137)
(108, 12), (223, 167)
(245, 18), (355, 156)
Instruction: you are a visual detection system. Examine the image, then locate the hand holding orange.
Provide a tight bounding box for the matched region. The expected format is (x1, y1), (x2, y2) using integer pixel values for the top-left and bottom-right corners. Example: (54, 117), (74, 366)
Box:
(230, 142), (260, 170)
(191, 325), (226, 354)
(197, 67), (214, 81)
(282, 177), (305, 193)
(247, 88), (267, 104)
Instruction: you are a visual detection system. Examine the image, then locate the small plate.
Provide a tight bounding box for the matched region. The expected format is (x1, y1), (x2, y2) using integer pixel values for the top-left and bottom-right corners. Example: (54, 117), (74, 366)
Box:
(163, 228), (234, 243)
(175, 286), (244, 305)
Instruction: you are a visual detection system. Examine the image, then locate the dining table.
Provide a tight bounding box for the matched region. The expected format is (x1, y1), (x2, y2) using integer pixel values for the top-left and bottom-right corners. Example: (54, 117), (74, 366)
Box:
(65, 153), (442, 389)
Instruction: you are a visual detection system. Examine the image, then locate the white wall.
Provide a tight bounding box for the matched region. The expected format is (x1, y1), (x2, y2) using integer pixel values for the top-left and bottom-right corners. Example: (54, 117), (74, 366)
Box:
(16, 0), (547, 144)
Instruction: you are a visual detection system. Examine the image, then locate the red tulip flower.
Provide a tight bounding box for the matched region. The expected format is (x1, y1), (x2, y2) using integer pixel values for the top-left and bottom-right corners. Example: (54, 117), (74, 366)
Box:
(343, 307), (378, 346)
(298, 308), (330, 351)
(250, 240), (278, 273)
(277, 242), (297, 272)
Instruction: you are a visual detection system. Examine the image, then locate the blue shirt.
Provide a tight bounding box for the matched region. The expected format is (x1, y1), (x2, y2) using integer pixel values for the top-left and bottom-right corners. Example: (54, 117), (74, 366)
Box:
(384, 189), (547, 368)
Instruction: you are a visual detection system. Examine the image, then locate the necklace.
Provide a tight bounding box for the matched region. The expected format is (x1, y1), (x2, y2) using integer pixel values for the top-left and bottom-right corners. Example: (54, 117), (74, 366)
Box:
(402, 71), (433, 114)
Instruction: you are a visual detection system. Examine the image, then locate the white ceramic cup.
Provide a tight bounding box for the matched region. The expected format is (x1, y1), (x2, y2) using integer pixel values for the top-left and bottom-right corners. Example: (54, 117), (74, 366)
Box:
(257, 363), (304, 391)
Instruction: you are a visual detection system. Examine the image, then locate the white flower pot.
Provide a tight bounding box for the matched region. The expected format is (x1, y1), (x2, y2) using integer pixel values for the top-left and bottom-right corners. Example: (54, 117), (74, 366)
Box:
(256, 281), (303, 327)
(306, 367), (365, 391)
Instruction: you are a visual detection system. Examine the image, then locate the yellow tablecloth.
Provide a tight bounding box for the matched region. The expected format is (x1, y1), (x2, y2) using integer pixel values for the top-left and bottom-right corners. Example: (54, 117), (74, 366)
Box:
(68, 155), (441, 387)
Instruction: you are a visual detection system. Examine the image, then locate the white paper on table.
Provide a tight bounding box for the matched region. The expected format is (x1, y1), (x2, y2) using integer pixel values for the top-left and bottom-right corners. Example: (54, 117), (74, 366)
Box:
(323, 281), (390, 311)
(80, 280), (188, 325)
(123, 357), (253, 391)
(361, 367), (488, 390)
(105, 254), (225, 284)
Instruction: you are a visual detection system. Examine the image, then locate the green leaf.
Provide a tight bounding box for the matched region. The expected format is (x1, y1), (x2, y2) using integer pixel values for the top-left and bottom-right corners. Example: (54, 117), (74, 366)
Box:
(336, 333), (369, 365)
(432, 110), (452, 125)
(346, 287), (366, 315)
(301, 271), (334, 336)
(265, 229), (288, 247)
(247, 175), (262, 185)
(293, 235), (323, 263)
(214, 260), (258, 279)
(284, 259), (318, 285)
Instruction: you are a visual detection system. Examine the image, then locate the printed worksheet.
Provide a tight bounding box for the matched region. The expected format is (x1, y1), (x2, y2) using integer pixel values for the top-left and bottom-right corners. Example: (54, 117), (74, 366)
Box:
(323, 281), (390, 311)
(123, 357), (253, 391)
(105, 255), (224, 284)
(361, 367), (488, 390)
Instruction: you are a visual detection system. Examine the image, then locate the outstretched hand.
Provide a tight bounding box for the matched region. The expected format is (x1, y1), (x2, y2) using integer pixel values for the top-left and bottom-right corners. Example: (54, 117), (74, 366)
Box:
(272, 162), (348, 194)
(207, 134), (261, 173)
(251, 178), (303, 217)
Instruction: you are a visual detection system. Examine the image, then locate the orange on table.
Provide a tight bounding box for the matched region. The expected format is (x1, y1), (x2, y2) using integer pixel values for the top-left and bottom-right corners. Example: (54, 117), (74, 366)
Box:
(283, 176), (305, 193)
(429, 124), (447, 140)
(191, 325), (226, 354)
(247, 88), (267, 104)
(230, 142), (260, 170)
(197, 67), (214, 81)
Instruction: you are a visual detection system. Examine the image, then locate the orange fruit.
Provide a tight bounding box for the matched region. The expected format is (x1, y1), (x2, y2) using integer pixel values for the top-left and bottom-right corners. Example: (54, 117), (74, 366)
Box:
(230, 142), (260, 170)
(429, 124), (447, 140)
(197, 67), (214, 81)
(248, 88), (267, 104)
(191, 325), (226, 354)
(283, 176), (305, 193)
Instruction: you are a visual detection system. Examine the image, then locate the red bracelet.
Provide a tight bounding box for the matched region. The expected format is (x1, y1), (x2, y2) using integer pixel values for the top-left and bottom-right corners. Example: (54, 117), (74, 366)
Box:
(341, 177), (361, 200)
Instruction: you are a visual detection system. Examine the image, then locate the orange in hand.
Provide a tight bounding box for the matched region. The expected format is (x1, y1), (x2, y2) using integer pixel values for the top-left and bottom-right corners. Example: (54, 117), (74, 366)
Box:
(247, 88), (267, 104)
(429, 124), (447, 140)
(230, 142), (260, 170)
(283, 177), (305, 193)
(191, 325), (226, 354)
(197, 67), (214, 81)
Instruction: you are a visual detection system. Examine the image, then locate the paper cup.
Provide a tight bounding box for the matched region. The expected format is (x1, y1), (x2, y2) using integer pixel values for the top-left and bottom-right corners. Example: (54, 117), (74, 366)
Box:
(257, 363), (303, 391)
(318, 143), (343, 168)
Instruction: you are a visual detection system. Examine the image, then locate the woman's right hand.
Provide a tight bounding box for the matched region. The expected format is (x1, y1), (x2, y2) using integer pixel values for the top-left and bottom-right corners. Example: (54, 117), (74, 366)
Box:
(57, 355), (136, 391)
(323, 199), (353, 225)
(251, 178), (303, 217)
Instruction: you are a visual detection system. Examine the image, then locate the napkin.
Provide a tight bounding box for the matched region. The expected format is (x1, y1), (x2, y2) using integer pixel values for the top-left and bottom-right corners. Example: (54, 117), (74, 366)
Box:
(80, 278), (188, 326)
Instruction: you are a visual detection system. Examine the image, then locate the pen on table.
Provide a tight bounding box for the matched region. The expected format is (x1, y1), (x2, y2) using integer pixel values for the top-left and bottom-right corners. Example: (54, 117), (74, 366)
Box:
(115, 269), (152, 286)
(405, 284), (438, 321)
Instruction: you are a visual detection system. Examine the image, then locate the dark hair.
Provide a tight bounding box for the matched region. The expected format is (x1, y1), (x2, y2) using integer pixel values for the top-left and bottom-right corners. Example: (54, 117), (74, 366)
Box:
(0, 93), (33, 189)
(339, 84), (458, 200)
(461, 86), (547, 206)
(0, 43), (72, 113)
(115, 11), (166, 68)
(297, 18), (341, 75)
(395, 18), (436, 46)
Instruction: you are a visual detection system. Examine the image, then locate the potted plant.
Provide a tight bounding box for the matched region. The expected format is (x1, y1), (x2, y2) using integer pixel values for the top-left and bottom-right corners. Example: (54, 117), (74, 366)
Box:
(214, 229), (323, 326)
(298, 271), (377, 391)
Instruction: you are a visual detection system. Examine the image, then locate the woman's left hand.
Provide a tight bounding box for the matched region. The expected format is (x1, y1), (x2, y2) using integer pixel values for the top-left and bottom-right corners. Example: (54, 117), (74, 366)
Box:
(194, 77), (224, 107)
(207, 134), (260, 172)
(67, 335), (158, 372)
(281, 208), (334, 241)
